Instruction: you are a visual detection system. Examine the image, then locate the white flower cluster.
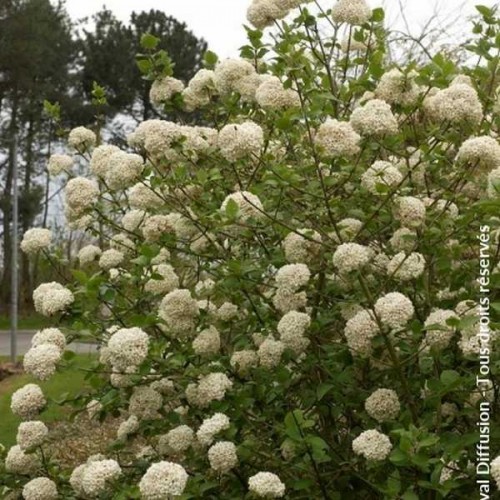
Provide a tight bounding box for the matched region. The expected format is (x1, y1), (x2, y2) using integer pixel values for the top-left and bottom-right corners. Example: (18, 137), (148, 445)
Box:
(277, 310), (311, 354)
(159, 289), (200, 336)
(11, 384), (46, 420)
(282, 229), (322, 265)
(364, 388), (400, 422)
(361, 160), (403, 195)
(47, 153), (73, 176)
(375, 69), (420, 106)
(150, 76), (185, 105)
(182, 69), (215, 110)
(425, 83), (483, 125)
(423, 309), (458, 350)
(16, 421), (48, 450)
(208, 441), (238, 473)
(455, 136), (500, 172)
(187, 372), (233, 408)
(344, 309), (379, 357)
(107, 327), (149, 370)
(5, 445), (40, 475)
(221, 191), (264, 220)
(105, 151), (144, 190)
(145, 264), (179, 295)
(275, 264), (310, 293)
(139, 462), (188, 499)
(387, 252), (425, 281)
(258, 336), (285, 368)
(255, 76), (300, 109)
(390, 228), (417, 253)
(23, 343), (62, 380)
(129, 386), (163, 420)
(21, 228), (52, 255)
(22, 477), (58, 500)
(78, 244), (102, 265)
(247, 0), (288, 29)
(65, 177), (99, 216)
(71, 458), (122, 497)
(248, 471), (286, 498)
(350, 99), (398, 136)
(230, 349), (259, 375)
(352, 430), (392, 461)
(159, 425), (195, 455)
(99, 249), (124, 270)
(90, 144), (120, 177)
(333, 243), (374, 274)
(374, 292), (414, 328)
(33, 282), (74, 316)
(314, 119), (361, 158)
(331, 0), (372, 24)
(117, 415), (139, 441)
(218, 122), (264, 161)
(213, 58), (256, 95)
(393, 196), (426, 228)
(197, 413), (231, 446)
(192, 326), (221, 356)
(68, 126), (96, 150)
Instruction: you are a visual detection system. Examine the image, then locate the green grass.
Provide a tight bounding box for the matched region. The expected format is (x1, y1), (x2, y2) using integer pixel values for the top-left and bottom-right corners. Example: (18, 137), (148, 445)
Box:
(0, 354), (95, 447)
(0, 313), (51, 331)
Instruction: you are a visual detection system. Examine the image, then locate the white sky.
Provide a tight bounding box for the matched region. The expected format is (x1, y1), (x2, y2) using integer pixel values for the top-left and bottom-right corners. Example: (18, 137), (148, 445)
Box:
(64, 0), (498, 59)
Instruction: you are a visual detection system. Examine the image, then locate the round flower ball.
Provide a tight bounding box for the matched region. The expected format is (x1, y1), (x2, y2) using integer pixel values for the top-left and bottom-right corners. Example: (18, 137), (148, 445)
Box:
(139, 461), (189, 499)
(364, 388), (401, 422)
(332, 243), (373, 274)
(248, 471), (286, 498)
(352, 430), (392, 461)
(208, 441), (239, 474)
(374, 292), (415, 328)
(22, 477), (58, 500)
(21, 228), (52, 255)
(11, 384), (46, 420)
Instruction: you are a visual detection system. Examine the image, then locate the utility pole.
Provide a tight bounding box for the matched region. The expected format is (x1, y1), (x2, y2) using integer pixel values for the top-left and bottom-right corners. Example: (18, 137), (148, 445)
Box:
(11, 134), (18, 364)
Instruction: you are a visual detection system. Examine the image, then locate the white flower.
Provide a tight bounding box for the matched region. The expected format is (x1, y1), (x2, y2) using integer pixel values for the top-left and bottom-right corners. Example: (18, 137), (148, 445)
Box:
(21, 228), (52, 255)
(352, 430), (392, 461)
(275, 264), (311, 292)
(17, 421), (48, 450)
(350, 99), (398, 136)
(107, 327), (149, 370)
(11, 384), (46, 420)
(31, 328), (66, 351)
(387, 252), (425, 281)
(81, 459), (122, 497)
(197, 413), (231, 446)
(129, 386), (163, 419)
(332, 0), (372, 25)
(282, 229), (322, 264)
(375, 69), (420, 106)
(208, 441), (238, 473)
(65, 177), (99, 216)
(33, 282), (74, 316)
(22, 477), (58, 500)
(159, 425), (195, 455)
(105, 152), (144, 191)
(393, 196), (426, 228)
(78, 245), (102, 265)
(221, 191), (264, 220)
(23, 344), (62, 380)
(214, 58), (256, 95)
(150, 76), (185, 105)
(258, 337), (285, 368)
(361, 161), (403, 194)
(374, 292), (414, 328)
(90, 144), (121, 177)
(230, 350), (258, 375)
(332, 243), (374, 274)
(247, 0), (288, 29)
(145, 264), (179, 295)
(122, 209), (146, 232)
(277, 311), (311, 353)
(456, 136), (500, 172)
(344, 309), (379, 357)
(196, 372), (233, 407)
(139, 462), (189, 498)
(365, 389), (400, 422)
(423, 309), (459, 350)
(99, 249), (124, 270)
(218, 122), (264, 161)
(314, 119), (361, 158)
(389, 228), (417, 253)
(192, 326), (221, 356)
(68, 126), (96, 150)
(255, 76), (300, 109)
(48, 154), (73, 176)
(117, 415), (140, 441)
(159, 289), (199, 336)
(5, 445), (40, 475)
(248, 472), (286, 498)
(425, 83), (483, 125)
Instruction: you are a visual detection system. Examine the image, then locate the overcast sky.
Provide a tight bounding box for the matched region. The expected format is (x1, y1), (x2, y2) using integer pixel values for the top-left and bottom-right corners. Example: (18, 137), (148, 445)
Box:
(64, 0), (498, 59)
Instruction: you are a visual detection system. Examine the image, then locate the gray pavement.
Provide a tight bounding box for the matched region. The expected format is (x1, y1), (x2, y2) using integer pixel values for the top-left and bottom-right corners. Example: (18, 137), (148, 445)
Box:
(0, 331), (97, 356)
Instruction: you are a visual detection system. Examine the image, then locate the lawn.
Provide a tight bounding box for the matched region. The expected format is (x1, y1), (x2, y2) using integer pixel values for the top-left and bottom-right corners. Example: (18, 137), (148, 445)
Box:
(0, 354), (95, 447)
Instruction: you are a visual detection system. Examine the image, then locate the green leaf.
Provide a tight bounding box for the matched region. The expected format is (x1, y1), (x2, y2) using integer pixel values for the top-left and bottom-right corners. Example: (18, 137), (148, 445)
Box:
(204, 50), (218, 67)
(141, 33), (160, 50)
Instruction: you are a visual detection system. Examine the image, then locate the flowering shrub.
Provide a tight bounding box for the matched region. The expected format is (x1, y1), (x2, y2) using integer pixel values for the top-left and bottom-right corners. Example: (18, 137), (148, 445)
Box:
(2, 0), (500, 498)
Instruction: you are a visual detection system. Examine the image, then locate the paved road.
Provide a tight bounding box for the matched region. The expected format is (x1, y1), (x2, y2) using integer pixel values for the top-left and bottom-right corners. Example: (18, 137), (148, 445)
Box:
(0, 331), (97, 356)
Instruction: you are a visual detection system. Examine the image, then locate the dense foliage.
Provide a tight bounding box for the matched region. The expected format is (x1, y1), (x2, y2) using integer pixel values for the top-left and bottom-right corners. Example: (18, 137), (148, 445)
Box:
(2, 0), (500, 498)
